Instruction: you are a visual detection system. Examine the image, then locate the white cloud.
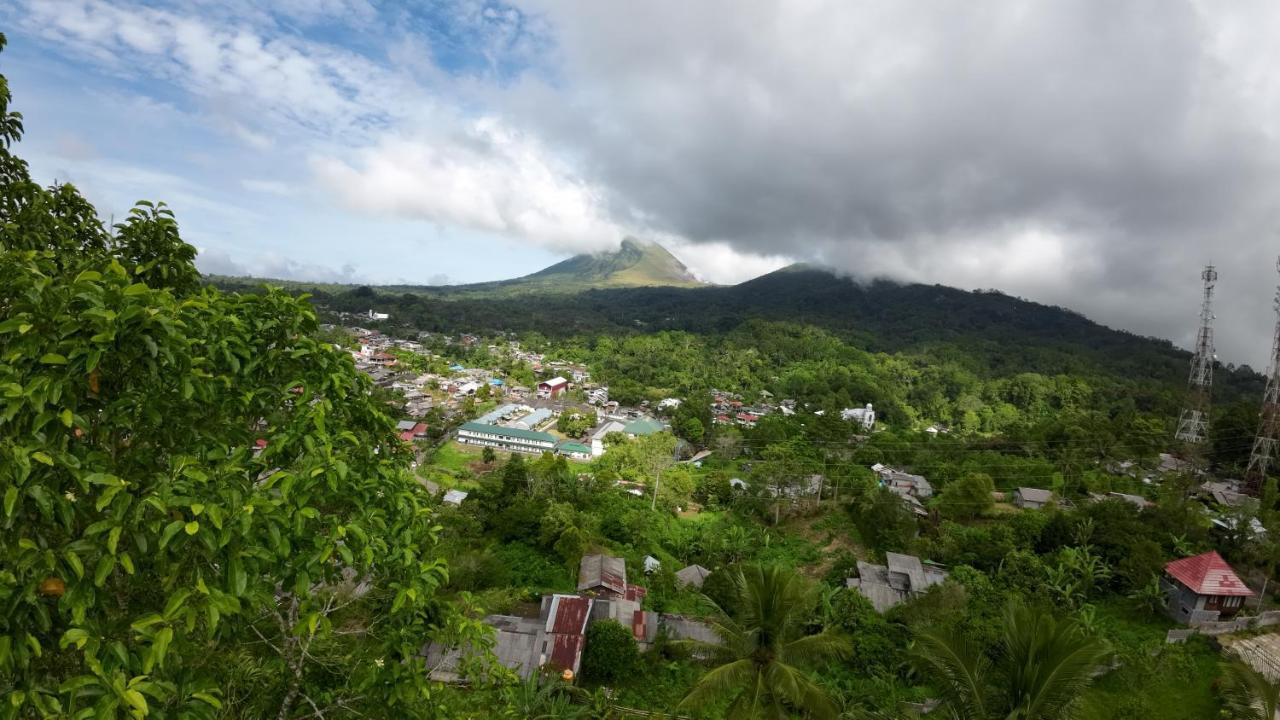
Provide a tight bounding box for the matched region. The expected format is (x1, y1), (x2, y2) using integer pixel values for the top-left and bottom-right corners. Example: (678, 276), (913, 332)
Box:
(17, 0), (410, 142)
(311, 118), (625, 254)
(666, 240), (792, 285)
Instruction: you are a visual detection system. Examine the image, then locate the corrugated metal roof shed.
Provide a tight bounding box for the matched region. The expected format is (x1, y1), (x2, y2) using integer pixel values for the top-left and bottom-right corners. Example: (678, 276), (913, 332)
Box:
(578, 555), (627, 596)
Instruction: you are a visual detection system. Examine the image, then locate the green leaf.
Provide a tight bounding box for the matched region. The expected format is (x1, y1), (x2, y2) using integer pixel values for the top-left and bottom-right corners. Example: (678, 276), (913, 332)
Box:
(31, 451), (54, 466)
(64, 550), (84, 580)
(146, 627), (173, 673)
(190, 692), (222, 710)
(93, 555), (115, 587)
(58, 675), (100, 693)
(130, 614), (164, 632)
(94, 484), (123, 511)
(39, 353), (68, 365)
(84, 520), (114, 536)
(59, 628), (90, 650)
(119, 553), (135, 575)
(229, 559), (246, 596)
(184, 521), (199, 535)
(3, 486), (16, 516)
(123, 689), (148, 714)
(189, 503), (204, 516)
(107, 526), (122, 555)
(60, 409), (73, 427)
(163, 591), (191, 619)
(159, 520), (184, 549)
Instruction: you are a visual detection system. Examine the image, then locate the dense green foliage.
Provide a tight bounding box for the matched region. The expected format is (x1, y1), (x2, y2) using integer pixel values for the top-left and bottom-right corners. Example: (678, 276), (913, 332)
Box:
(9, 30), (1279, 718)
(0, 40), (460, 718)
(580, 620), (641, 685)
(678, 565), (851, 719)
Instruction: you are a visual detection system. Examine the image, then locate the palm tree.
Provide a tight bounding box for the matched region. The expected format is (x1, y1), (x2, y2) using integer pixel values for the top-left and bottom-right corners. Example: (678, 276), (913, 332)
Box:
(502, 675), (593, 719)
(678, 564), (852, 719)
(1219, 660), (1280, 720)
(911, 602), (1109, 720)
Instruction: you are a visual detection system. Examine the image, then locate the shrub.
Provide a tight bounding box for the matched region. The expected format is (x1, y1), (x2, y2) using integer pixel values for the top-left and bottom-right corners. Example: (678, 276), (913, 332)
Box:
(581, 620), (640, 684)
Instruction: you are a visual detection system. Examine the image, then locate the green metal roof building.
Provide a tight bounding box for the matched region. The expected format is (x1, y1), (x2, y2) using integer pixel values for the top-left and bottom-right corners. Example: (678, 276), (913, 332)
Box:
(623, 418), (665, 436)
(457, 422), (557, 454)
(556, 441), (592, 459)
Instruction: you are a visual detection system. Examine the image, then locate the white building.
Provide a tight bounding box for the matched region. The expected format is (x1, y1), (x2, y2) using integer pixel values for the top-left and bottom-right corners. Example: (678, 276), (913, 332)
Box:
(590, 420), (627, 457)
(841, 403), (876, 430)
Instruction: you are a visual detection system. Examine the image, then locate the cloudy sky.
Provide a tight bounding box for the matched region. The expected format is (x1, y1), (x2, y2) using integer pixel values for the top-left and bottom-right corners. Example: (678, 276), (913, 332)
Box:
(5, 1), (1280, 365)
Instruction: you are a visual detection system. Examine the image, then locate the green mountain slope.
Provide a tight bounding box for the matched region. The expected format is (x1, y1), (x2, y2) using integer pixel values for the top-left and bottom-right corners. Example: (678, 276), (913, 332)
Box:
(311, 261), (1264, 401)
(391, 238), (702, 297)
(206, 238), (704, 297)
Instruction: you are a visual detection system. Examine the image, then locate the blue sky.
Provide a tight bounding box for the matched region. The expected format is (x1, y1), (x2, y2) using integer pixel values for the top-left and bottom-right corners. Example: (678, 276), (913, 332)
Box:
(0, 0), (608, 284)
(5, 1), (1280, 364)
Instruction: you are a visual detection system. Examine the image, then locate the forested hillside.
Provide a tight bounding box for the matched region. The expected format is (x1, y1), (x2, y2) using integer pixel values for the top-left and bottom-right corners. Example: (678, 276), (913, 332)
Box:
(228, 260), (1267, 474)
(11, 26), (1280, 719)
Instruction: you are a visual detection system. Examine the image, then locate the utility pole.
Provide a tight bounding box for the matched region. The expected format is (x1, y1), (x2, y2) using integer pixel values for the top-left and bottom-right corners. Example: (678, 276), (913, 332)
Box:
(1174, 265), (1218, 449)
(1246, 258), (1280, 496)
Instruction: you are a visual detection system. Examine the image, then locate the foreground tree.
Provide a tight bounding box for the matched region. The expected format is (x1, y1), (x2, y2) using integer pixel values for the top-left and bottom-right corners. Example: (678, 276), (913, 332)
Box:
(678, 565), (851, 719)
(911, 602), (1109, 720)
(0, 35), (458, 718)
(1219, 660), (1280, 720)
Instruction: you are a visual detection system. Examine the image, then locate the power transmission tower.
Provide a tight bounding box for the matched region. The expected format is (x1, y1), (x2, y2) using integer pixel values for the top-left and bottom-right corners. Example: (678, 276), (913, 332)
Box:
(1174, 265), (1218, 447)
(1245, 258), (1280, 495)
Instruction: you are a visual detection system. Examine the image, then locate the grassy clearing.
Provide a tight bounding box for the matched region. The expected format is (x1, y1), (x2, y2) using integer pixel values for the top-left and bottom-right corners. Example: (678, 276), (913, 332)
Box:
(1085, 600), (1222, 719)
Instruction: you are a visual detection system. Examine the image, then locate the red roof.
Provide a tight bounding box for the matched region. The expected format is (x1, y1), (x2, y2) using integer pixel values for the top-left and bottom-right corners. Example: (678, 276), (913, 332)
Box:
(400, 422), (428, 441)
(624, 584), (647, 602)
(1165, 551), (1254, 597)
(546, 595), (592, 634)
(544, 595), (593, 673)
(547, 633), (586, 673)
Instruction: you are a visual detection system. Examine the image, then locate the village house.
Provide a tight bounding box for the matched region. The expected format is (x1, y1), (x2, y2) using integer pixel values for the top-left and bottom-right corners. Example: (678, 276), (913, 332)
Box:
(396, 420), (428, 442)
(872, 464), (933, 498)
(578, 554), (630, 598)
(675, 564), (711, 589)
(512, 408), (554, 430)
(847, 552), (949, 613)
(441, 489), (469, 507)
(537, 377), (569, 399)
(556, 441), (592, 460)
(452, 380), (481, 398)
(1105, 491), (1154, 510)
(1012, 487), (1055, 510)
(1198, 480), (1251, 509)
(590, 420), (627, 457)
(1162, 550), (1254, 624)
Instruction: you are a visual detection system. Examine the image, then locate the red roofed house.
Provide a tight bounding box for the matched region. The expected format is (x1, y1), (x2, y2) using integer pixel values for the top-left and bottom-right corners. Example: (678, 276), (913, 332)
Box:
(397, 421), (428, 442)
(1162, 550), (1254, 624)
(537, 376), (569, 399)
(542, 594), (593, 676)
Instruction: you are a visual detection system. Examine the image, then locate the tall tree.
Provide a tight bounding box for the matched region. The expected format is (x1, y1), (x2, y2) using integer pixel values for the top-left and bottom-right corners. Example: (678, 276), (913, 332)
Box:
(0, 37), (457, 718)
(1218, 660), (1280, 720)
(911, 602), (1109, 720)
(678, 565), (851, 719)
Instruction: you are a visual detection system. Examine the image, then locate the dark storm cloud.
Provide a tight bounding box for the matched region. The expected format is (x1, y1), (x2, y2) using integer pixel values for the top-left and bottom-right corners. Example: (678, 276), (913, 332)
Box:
(506, 0), (1280, 364)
